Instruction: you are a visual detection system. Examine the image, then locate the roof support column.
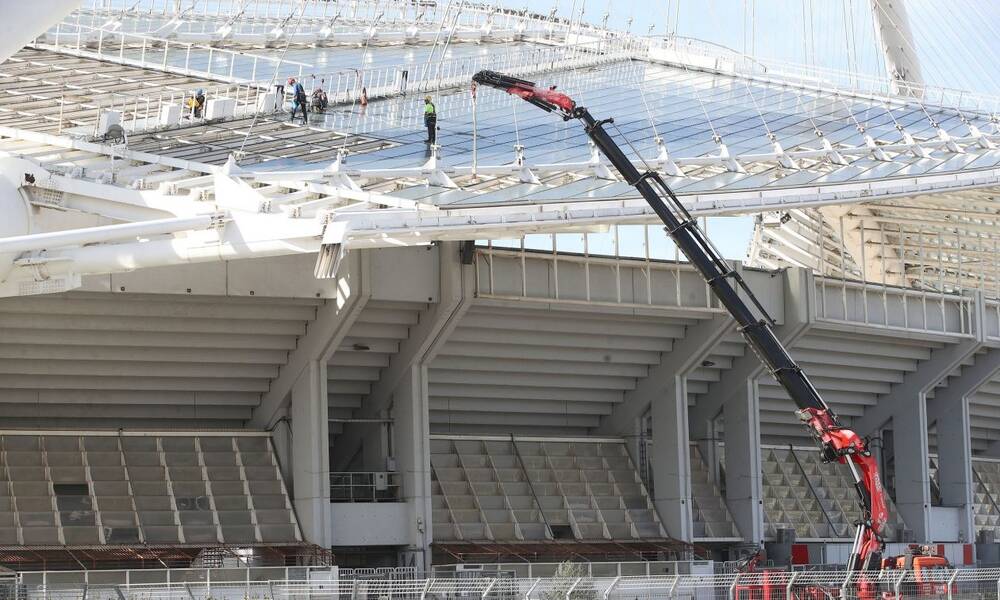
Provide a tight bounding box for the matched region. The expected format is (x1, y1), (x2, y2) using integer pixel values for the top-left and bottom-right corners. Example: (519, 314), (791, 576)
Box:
(290, 359), (331, 547)
(650, 316), (732, 543)
(723, 377), (765, 545)
(393, 363), (434, 571)
(855, 294), (985, 542)
(929, 348), (1000, 545)
(891, 388), (932, 542)
(652, 391), (694, 542)
(859, 339), (980, 542)
(388, 243), (472, 569)
(940, 348), (1000, 462)
(931, 384), (974, 543)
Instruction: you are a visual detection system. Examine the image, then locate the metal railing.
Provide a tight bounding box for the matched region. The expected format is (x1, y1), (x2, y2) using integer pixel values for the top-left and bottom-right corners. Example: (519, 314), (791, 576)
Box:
(17, 565), (414, 587)
(34, 21), (312, 83)
(15, 571), (1000, 600)
(68, 1), (1000, 115)
(29, 29), (633, 138)
(80, 0), (597, 44)
(288, 36), (638, 109)
(79, 81), (269, 137)
(1, 54), (270, 136)
(329, 471), (401, 503)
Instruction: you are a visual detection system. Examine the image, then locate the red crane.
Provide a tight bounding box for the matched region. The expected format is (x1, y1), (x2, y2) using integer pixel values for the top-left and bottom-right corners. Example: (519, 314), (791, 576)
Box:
(471, 70), (888, 572)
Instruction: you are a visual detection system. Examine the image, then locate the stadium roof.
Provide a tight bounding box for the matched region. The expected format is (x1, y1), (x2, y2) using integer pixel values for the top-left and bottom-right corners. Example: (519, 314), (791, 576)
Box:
(5, 2), (1000, 302)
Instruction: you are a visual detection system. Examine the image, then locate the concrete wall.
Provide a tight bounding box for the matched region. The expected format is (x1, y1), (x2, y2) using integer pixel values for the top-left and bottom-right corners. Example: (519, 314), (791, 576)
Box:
(330, 503), (411, 546)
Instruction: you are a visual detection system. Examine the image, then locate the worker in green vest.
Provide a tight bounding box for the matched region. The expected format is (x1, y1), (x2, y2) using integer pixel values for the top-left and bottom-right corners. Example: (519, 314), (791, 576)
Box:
(423, 96), (437, 144)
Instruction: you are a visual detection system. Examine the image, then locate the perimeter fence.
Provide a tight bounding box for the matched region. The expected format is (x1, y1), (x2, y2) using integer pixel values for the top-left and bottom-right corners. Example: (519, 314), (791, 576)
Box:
(12, 570), (1000, 600)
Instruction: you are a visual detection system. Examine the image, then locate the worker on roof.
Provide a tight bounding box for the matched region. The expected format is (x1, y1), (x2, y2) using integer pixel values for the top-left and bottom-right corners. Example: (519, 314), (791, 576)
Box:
(186, 88), (205, 119)
(311, 78), (329, 113)
(288, 77), (307, 123)
(423, 95), (437, 144)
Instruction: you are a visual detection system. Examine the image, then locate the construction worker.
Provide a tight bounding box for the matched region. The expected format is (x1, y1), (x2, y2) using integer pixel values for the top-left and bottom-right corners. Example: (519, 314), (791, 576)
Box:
(186, 88), (205, 118)
(288, 77), (308, 123)
(423, 96), (437, 144)
(311, 79), (329, 113)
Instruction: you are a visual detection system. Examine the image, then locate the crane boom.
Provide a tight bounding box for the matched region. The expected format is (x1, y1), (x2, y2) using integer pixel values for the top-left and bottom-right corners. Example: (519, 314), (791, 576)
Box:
(472, 70), (888, 571)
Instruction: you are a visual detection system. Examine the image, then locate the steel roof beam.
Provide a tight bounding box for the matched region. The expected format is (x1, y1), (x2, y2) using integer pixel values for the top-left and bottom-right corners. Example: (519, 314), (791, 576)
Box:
(250, 250), (372, 429)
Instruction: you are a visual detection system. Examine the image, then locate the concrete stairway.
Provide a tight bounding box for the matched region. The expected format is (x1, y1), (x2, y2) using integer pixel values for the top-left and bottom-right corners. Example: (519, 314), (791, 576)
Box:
(689, 445), (739, 539)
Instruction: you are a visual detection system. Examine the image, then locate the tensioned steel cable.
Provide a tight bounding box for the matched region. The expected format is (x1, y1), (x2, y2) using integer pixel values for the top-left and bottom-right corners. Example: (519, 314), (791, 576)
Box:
(236, 0), (309, 158)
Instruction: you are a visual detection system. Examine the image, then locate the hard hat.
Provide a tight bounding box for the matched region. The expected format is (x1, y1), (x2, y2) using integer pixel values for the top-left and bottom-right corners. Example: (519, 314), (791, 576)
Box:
(288, 77), (295, 84)
(424, 96), (431, 102)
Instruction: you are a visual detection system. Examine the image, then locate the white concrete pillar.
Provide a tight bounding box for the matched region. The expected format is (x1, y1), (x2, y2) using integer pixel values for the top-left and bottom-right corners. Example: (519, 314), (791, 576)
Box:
(391, 364), (433, 571)
(930, 347), (1000, 542)
(855, 334), (984, 542)
(652, 373), (693, 542)
(723, 378), (764, 544)
(936, 394), (974, 542)
(891, 393), (931, 542)
(291, 359), (331, 547)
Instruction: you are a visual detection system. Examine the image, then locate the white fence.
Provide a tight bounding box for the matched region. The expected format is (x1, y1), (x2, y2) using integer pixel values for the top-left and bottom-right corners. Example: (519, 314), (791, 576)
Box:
(16, 571), (1000, 600)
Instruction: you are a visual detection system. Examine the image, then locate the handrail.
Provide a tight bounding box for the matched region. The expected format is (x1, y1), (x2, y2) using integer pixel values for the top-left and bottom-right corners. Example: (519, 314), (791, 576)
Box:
(786, 445), (844, 538)
(271, 37), (634, 106)
(329, 471), (401, 503)
(510, 433), (554, 539)
(23, 570), (1000, 597)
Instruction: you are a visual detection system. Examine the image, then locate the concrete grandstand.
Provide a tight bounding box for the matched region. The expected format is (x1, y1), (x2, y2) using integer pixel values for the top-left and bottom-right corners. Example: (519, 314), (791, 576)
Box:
(1, 0), (1000, 580)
